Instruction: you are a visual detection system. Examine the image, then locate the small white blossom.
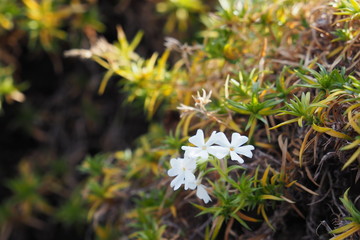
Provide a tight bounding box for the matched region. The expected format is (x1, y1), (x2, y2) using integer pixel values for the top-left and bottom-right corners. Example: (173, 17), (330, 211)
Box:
(167, 157), (196, 190)
(196, 182), (211, 204)
(187, 176), (212, 204)
(167, 129), (255, 204)
(177, 103), (196, 113)
(64, 49), (92, 59)
(211, 132), (254, 164)
(181, 129), (219, 161)
(193, 89), (212, 109)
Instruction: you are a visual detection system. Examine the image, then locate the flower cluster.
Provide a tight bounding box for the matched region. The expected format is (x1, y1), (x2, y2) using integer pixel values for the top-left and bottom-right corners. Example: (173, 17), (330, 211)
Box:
(167, 129), (255, 203)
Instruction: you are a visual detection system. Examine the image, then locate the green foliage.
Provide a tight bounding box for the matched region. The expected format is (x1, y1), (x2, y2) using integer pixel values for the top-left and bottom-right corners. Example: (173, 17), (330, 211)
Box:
(135, 188), (174, 210)
(0, 65), (26, 111)
(4, 0), (360, 239)
(94, 224), (122, 240)
(115, 124), (174, 178)
(128, 188), (177, 239)
(66, 1), (360, 238)
(295, 65), (352, 93)
(70, 27), (179, 118)
(55, 190), (87, 227)
(162, 130), (187, 152)
(334, 0), (360, 21)
(0, 160), (54, 237)
(329, 189), (360, 240)
(276, 92), (328, 127)
(0, 0), (104, 51)
(225, 69), (281, 138)
(0, 201), (13, 226)
(340, 189), (360, 224)
(129, 208), (167, 240)
(192, 156), (292, 239)
(6, 162), (51, 212)
(0, 0), (21, 31)
(271, 67), (298, 100)
(156, 0), (207, 33)
(82, 158), (128, 220)
(22, 0), (69, 50)
(79, 154), (113, 177)
(201, 0), (310, 63)
(332, 28), (354, 42)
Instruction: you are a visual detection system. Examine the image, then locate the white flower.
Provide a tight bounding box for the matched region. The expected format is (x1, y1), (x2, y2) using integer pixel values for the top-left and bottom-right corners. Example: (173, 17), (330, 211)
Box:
(193, 89), (212, 109)
(167, 157), (196, 190)
(196, 182), (211, 204)
(181, 129), (219, 161)
(187, 176), (212, 204)
(210, 132), (255, 164)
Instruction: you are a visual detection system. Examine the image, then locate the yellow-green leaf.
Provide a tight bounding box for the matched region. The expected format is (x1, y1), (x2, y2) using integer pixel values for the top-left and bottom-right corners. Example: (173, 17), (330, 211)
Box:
(342, 147), (360, 170)
(260, 195), (283, 201)
(269, 118), (300, 130)
(330, 225), (360, 240)
(312, 124), (352, 140)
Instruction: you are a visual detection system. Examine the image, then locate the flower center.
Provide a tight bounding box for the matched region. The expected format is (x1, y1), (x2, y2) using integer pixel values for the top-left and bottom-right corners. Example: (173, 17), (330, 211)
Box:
(230, 147), (235, 151)
(202, 146), (207, 150)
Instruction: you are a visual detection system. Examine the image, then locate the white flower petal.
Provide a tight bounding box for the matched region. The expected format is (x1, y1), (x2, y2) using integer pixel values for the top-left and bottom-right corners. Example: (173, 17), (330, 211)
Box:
(167, 168), (181, 177)
(196, 156), (209, 164)
(214, 132), (231, 147)
(181, 146), (197, 152)
(206, 131), (218, 146)
(182, 146), (202, 159)
(184, 157), (197, 171)
(170, 174), (184, 190)
(182, 146), (208, 161)
(208, 146), (229, 159)
(231, 133), (248, 147)
(184, 170), (196, 182)
(235, 145), (255, 158)
(197, 150), (209, 160)
(184, 149), (197, 159)
(189, 129), (205, 146)
(185, 180), (196, 190)
(170, 158), (182, 168)
(230, 151), (244, 163)
(196, 184), (211, 203)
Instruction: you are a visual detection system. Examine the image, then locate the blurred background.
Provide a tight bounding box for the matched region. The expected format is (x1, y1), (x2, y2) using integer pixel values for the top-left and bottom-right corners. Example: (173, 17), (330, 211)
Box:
(2, 1), (360, 240)
(0, 0), (213, 239)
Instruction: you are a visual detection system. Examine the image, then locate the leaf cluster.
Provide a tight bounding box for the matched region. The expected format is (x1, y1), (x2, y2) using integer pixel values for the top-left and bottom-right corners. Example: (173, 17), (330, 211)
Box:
(59, 0), (360, 239)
